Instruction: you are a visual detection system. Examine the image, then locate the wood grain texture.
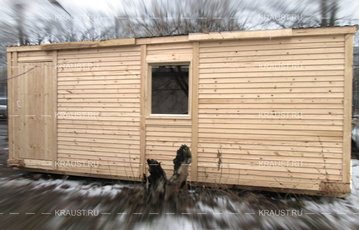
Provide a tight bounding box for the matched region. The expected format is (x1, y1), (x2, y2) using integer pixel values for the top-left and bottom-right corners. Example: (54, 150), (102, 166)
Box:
(7, 26), (357, 196)
(343, 34), (354, 184)
(196, 34), (351, 193)
(56, 45), (142, 178)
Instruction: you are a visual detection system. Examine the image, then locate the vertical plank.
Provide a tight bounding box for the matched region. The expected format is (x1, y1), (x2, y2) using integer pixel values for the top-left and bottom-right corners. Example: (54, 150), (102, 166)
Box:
(12, 52), (19, 159)
(52, 51), (58, 169)
(140, 45), (147, 176)
(6, 52), (14, 160)
(191, 42), (199, 181)
(343, 34), (354, 184)
(19, 60), (28, 159)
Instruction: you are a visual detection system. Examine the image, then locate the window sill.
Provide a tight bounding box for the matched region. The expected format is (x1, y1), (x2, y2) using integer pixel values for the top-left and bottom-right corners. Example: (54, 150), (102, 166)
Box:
(147, 114), (191, 120)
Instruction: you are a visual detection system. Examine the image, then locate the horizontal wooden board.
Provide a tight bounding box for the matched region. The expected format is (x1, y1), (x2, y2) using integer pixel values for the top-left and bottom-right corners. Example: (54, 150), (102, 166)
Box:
(199, 42), (344, 53)
(58, 84), (141, 90)
(198, 103), (343, 109)
(58, 128), (139, 136)
(198, 98), (343, 104)
(199, 76), (344, 84)
(58, 102), (140, 108)
(198, 108), (343, 114)
(58, 136), (140, 145)
(199, 47), (344, 58)
(58, 140), (140, 149)
(199, 59), (344, 69)
(197, 163), (341, 175)
(198, 118), (343, 126)
(58, 94), (140, 99)
(147, 42), (192, 51)
(58, 79), (141, 85)
(57, 116), (140, 122)
(199, 88), (343, 94)
(17, 56), (53, 62)
(198, 123), (342, 131)
(57, 108), (140, 114)
(198, 153), (341, 163)
(58, 46), (140, 56)
(199, 35), (344, 48)
(58, 98), (140, 103)
(18, 51), (53, 57)
(198, 133), (341, 142)
(197, 147), (342, 158)
(198, 160), (341, 172)
(58, 51), (140, 59)
(58, 59), (140, 67)
(146, 131), (192, 138)
(199, 53), (345, 63)
(199, 70), (344, 78)
(198, 93), (344, 99)
(57, 56), (140, 64)
(199, 81), (344, 90)
(58, 70), (140, 77)
(198, 127), (341, 137)
(197, 170), (341, 181)
(58, 148), (140, 158)
(199, 65), (344, 74)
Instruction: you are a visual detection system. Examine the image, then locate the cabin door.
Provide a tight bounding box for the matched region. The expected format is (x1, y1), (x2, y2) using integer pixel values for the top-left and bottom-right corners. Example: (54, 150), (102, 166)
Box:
(12, 62), (56, 161)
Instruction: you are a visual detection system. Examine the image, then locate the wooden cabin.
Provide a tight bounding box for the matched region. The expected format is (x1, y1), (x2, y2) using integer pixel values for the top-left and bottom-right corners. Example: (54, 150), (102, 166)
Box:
(6, 26), (357, 196)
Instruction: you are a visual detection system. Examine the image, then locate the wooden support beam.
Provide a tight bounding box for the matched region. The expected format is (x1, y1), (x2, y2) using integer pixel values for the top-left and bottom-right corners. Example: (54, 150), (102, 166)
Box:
(343, 34), (354, 184)
(52, 51), (58, 170)
(41, 38), (136, 50)
(9, 52), (18, 160)
(6, 52), (14, 161)
(140, 45), (147, 177)
(293, 26), (357, 36)
(189, 29), (293, 41)
(188, 26), (357, 41)
(190, 42), (199, 181)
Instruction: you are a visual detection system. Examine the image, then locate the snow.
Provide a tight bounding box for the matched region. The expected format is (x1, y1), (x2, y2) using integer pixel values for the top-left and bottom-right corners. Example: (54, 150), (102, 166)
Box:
(1, 160), (359, 229)
(133, 216), (198, 230)
(0, 177), (126, 198)
(301, 160), (359, 228)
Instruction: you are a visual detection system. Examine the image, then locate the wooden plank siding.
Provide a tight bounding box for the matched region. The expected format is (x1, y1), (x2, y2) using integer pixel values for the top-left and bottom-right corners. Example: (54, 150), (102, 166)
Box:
(145, 42), (193, 177)
(196, 35), (346, 192)
(56, 46), (142, 179)
(6, 26), (357, 196)
(8, 51), (57, 166)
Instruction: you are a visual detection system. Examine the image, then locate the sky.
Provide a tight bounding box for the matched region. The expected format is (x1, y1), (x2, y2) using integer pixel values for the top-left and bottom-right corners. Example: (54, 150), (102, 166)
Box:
(1, 0), (356, 23)
(56, 0), (359, 22)
(1, 0), (358, 36)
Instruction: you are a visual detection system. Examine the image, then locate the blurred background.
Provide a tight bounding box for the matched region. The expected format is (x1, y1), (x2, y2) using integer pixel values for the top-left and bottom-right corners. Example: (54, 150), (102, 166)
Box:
(0, 0), (359, 116)
(1, 1), (359, 229)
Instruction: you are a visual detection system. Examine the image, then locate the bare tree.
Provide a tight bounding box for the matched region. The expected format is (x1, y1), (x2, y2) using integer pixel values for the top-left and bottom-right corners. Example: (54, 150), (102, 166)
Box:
(12, 1), (29, 45)
(249, 0), (341, 29)
(117, 0), (249, 37)
(320, 0), (338, 27)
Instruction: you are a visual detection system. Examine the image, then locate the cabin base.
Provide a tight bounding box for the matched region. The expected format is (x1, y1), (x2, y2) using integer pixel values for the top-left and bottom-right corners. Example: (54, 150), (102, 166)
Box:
(7, 158), (350, 198)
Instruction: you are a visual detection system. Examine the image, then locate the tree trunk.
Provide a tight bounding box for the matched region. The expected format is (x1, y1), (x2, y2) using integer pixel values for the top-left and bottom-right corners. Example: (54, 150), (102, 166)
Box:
(144, 145), (192, 203)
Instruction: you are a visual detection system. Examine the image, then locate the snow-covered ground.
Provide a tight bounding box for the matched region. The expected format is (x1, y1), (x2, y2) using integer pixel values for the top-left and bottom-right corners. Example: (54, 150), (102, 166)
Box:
(0, 160), (358, 229)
